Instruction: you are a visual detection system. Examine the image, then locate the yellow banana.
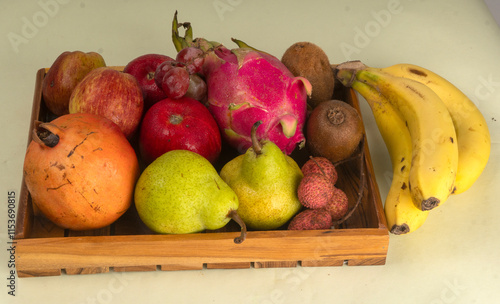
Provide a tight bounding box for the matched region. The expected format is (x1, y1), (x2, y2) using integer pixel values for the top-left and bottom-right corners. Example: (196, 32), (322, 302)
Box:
(336, 62), (458, 211)
(352, 80), (429, 234)
(380, 63), (491, 194)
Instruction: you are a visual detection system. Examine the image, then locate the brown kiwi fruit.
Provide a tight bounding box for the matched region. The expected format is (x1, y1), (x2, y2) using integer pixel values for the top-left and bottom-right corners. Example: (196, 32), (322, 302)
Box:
(281, 42), (335, 108)
(306, 100), (364, 163)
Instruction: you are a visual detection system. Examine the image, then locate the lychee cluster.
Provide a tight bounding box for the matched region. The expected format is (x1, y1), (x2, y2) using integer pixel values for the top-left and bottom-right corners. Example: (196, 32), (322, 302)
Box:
(288, 157), (349, 230)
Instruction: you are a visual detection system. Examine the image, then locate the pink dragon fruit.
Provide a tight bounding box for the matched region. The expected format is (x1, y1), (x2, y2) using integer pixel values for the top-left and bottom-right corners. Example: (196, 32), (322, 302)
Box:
(202, 45), (312, 154)
(172, 11), (312, 154)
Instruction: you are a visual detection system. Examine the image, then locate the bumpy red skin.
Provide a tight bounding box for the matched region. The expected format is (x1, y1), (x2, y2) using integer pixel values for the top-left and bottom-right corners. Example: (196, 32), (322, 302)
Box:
(123, 54), (173, 111)
(288, 209), (332, 230)
(23, 113), (139, 231)
(325, 187), (349, 221)
(297, 173), (334, 209)
(139, 96), (222, 165)
(301, 157), (338, 185)
(68, 67), (144, 139)
(203, 46), (310, 154)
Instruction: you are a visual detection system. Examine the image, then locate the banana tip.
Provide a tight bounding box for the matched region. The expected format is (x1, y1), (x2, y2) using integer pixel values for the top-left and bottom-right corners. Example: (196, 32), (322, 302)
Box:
(390, 224), (410, 235)
(421, 197), (440, 211)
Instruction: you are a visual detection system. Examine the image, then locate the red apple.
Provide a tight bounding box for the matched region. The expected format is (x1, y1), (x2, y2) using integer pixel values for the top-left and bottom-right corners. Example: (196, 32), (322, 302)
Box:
(139, 97), (221, 165)
(68, 67), (144, 139)
(42, 51), (106, 116)
(123, 54), (173, 110)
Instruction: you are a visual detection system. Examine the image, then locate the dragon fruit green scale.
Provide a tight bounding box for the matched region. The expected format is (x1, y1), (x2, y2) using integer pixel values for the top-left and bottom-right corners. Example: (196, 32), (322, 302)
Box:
(203, 46), (312, 155)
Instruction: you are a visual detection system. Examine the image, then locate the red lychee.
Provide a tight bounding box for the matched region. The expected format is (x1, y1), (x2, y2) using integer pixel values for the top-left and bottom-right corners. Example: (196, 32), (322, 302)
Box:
(297, 173), (334, 209)
(288, 209), (332, 230)
(301, 157), (338, 184)
(324, 187), (349, 221)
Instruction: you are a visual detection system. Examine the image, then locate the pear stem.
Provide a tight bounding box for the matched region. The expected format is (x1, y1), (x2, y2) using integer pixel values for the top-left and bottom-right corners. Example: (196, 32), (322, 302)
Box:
(227, 209), (247, 244)
(251, 120), (263, 155)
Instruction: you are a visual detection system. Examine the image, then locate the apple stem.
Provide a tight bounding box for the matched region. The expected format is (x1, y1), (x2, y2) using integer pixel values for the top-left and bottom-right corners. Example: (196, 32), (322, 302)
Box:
(251, 120), (263, 155)
(227, 209), (247, 244)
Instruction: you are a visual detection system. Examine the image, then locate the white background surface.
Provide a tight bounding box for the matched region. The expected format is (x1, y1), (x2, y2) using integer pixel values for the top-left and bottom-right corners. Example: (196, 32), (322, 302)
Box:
(1, 0), (499, 303)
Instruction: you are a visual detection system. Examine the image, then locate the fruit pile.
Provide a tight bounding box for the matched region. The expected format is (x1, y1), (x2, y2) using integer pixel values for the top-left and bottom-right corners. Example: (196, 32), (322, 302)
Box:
(22, 11), (491, 243)
(288, 157), (349, 230)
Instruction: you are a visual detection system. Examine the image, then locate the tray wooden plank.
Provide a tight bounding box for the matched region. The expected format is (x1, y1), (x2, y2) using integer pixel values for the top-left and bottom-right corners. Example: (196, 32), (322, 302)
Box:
(16, 229), (388, 276)
(160, 263), (204, 271)
(114, 265), (158, 272)
(15, 66), (389, 277)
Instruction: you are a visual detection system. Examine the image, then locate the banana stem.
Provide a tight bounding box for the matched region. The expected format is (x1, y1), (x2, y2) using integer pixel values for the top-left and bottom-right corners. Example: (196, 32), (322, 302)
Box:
(227, 210), (247, 244)
(334, 60), (367, 87)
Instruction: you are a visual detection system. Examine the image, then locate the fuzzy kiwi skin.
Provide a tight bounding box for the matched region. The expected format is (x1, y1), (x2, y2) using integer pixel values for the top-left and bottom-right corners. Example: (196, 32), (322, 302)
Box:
(306, 100), (364, 163)
(281, 42), (335, 108)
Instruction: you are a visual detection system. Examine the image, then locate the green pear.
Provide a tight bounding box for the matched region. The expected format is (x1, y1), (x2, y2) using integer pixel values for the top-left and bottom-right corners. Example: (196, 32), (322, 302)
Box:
(134, 150), (246, 243)
(220, 121), (303, 230)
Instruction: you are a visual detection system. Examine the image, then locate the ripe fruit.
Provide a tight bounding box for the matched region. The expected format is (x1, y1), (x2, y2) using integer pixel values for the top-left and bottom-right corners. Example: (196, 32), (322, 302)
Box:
(176, 46), (205, 74)
(160, 66), (190, 99)
(306, 100), (364, 163)
(301, 157), (337, 184)
(123, 53), (173, 110)
(185, 73), (207, 102)
(203, 45), (311, 155)
(23, 113), (139, 230)
(154, 60), (178, 89)
(42, 51), (106, 116)
(68, 67), (144, 139)
(297, 173), (334, 209)
(325, 187), (349, 221)
(220, 121), (303, 230)
(288, 209), (332, 230)
(281, 41), (335, 108)
(134, 150), (246, 243)
(139, 96), (221, 165)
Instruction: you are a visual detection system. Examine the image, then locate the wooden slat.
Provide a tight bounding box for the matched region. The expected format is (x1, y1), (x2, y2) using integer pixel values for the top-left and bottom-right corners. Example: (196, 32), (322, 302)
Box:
(15, 68), (46, 240)
(29, 215), (65, 238)
(206, 262), (251, 269)
(65, 227), (111, 275)
(160, 263), (204, 271)
(16, 229), (388, 273)
(17, 269), (61, 278)
(301, 259), (345, 267)
(254, 261), (297, 268)
(114, 265), (157, 272)
(347, 257), (387, 266)
(65, 267), (109, 275)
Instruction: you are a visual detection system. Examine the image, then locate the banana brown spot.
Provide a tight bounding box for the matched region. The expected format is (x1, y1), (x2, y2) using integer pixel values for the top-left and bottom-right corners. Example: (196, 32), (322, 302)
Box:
(409, 68), (427, 77)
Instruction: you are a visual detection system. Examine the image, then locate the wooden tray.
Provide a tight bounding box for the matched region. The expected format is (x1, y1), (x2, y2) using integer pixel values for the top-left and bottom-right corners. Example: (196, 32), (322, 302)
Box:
(14, 67), (389, 278)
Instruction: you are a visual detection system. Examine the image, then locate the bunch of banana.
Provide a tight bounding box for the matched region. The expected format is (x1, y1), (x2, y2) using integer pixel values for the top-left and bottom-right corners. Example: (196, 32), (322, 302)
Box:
(335, 61), (491, 234)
